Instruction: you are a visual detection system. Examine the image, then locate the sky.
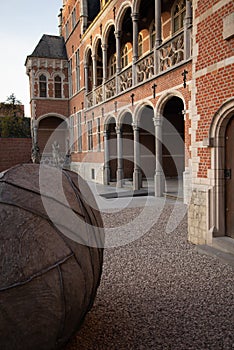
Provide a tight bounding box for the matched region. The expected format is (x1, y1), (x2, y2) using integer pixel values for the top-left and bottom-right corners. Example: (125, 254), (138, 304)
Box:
(0, 1), (62, 117)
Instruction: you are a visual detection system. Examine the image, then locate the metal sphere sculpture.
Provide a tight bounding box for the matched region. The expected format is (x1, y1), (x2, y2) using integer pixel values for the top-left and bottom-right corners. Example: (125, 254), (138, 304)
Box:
(0, 164), (104, 350)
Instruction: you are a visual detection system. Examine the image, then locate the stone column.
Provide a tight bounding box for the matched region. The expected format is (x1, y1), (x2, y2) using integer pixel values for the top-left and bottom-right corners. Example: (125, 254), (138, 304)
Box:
(92, 54), (97, 89)
(132, 122), (142, 190)
(103, 130), (110, 185)
(131, 13), (139, 63)
(184, 0), (192, 60)
(102, 44), (108, 82)
(115, 31), (122, 73)
(155, 0), (162, 47)
(154, 0), (162, 74)
(84, 64), (89, 92)
(116, 125), (123, 188)
(153, 115), (164, 197)
(131, 13), (139, 86)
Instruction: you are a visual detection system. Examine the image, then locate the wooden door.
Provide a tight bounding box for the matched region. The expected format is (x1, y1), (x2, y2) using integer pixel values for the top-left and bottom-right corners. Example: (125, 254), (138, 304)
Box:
(225, 117), (234, 238)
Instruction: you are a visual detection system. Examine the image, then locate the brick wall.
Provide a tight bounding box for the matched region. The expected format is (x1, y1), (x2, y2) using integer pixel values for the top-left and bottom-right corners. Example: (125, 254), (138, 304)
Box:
(0, 138), (32, 172)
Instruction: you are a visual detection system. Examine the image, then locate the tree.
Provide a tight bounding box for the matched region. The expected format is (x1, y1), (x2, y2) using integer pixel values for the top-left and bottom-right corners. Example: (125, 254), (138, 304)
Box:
(0, 93), (31, 138)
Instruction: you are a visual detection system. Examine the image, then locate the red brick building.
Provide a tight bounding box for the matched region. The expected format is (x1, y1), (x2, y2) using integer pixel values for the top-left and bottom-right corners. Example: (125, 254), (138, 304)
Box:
(26, 0), (234, 245)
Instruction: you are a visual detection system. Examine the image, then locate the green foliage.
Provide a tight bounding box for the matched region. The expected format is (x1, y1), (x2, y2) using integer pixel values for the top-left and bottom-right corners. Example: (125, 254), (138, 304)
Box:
(0, 116), (31, 138)
(0, 93), (31, 138)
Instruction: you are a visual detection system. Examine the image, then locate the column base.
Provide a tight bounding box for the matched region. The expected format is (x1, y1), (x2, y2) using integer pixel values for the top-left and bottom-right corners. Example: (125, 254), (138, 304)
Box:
(154, 171), (165, 197)
(103, 166), (110, 186)
(116, 169), (123, 188)
(133, 169), (142, 190)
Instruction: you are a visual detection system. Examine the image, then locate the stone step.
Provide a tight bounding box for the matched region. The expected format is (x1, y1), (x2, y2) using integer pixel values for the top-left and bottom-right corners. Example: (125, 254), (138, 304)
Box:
(196, 244), (234, 268)
(211, 237), (234, 255)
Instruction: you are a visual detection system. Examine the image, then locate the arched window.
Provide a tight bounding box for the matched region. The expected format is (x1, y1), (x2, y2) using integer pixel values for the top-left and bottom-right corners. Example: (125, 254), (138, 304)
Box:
(109, 54), (116, 77)
(121, 45), (128, 68)
(138, 33), (143, 57)
(173, 0), (186, 33)
(54, 75), (62, 98)
(39, 74), (47, 98)
(150, 23), (156, 50)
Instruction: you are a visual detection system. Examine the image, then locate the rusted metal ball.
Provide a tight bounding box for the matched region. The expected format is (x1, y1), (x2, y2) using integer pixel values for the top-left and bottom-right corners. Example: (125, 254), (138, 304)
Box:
(0, 164), (104, 350)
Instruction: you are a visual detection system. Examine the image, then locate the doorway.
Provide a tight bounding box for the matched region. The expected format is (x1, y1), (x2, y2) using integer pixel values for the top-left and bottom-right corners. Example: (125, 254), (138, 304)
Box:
(225, 116), (234, 238)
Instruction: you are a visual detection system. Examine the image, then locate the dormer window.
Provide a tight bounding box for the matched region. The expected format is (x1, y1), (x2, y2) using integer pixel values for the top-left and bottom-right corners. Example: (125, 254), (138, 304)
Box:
(39, 74), (47, 97)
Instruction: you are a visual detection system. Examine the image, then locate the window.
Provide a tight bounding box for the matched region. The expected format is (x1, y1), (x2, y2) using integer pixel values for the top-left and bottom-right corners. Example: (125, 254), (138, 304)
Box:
(72, 9), (76, 29)
(75, 50), (80, 92)
(65, 21), (69, 40)
(39, 74), (47, 97)
(54, 75), (62, 98)
(138, 33), (143, 57)
(68, 59), (73, 97)
(97, 118), (101, 151)
(77, 112), (82, 152)
(150, 23), (156, 50)
(87, 120), (93, 151)
(109, 54), (116, 77)
(70, 115), (75, 152)
(121, 45), (128, 68)
(173, 0), (186, 33)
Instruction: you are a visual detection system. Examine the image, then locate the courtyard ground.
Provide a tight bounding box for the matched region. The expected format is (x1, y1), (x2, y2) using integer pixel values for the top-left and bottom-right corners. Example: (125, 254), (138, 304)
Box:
(66, 187), (234, 350)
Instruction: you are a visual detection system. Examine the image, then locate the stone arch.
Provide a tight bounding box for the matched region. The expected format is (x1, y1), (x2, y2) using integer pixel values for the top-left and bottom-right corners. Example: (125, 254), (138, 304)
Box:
(208, 98), (234, 238)
(134, 101), (155, 125)
(35, 70), (50, 79)
(115, 1), (132, 31)
(104, 114), (117, 130)
(156, 90), (186, 116)
(102, 20), (116, 45)
(117, 107), (133, 126)
(36, 114), (69, 164)
(83, 45), (93, 65)
(93, 35), (103, 54)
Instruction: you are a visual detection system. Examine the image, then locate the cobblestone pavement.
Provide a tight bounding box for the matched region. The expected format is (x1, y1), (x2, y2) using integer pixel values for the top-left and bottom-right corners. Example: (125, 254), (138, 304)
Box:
(66, 200), (234, 350)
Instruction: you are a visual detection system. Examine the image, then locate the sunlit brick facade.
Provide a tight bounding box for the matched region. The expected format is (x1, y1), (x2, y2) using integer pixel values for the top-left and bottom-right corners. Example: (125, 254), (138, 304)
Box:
(26, 0), (234, 245)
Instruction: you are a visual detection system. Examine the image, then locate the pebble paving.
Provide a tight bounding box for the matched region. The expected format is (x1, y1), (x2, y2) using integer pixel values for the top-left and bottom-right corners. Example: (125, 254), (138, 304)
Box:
(66, 201), (234, 350)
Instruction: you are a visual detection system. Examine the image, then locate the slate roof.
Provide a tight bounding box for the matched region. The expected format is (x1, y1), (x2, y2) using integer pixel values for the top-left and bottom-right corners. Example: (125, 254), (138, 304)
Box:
(27, 34), (67, 60)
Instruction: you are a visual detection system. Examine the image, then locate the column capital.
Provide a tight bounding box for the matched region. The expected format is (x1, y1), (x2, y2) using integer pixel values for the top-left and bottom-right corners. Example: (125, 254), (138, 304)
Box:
(101, 44), (108, 51)
(114, 30), (121, 39)
(153, 116), (163, 127)
(131, 12), (140, 21)
(115, 125), (122, 134)
(91, 54), (97, 60)
(132, 122), (139, 131)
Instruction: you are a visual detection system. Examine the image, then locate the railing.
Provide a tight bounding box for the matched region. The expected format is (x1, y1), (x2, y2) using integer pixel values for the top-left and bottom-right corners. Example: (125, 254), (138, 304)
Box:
(118, 66), (132, 92)
(85, 30), (190, 109)
(86, 91), (93, 108)
(136, 52), (155, 83)
(105, 76), (116, 100)
(157, 31), (184, 72)
(94, 85), (103, 104)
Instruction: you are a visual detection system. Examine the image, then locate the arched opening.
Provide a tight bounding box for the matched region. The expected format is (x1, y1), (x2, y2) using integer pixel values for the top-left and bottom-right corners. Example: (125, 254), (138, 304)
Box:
(87, 49), (93, 92)
(138, 106), (155, 184)
(87, 0), (100, 25)
(138, 0), (155, 51)
(105, 117), (117, 182)
(38, 116), (68, 165)
(96, 39), (103, 87)
(121, 112), (134, 182)
(107, 26), (116, 79)
(120, 8), (133, 68)
(162, 96), (185, 193)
